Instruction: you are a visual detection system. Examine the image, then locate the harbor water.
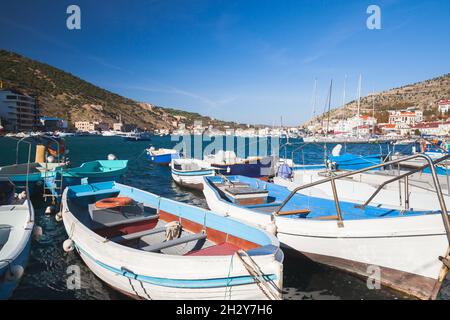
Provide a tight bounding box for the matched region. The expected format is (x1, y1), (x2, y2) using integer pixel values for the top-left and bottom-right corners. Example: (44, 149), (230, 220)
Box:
(1, 135), (449, 300)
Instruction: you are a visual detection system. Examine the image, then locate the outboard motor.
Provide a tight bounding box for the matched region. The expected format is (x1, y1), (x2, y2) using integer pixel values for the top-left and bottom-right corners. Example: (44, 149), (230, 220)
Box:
(277, 163), (293, 180)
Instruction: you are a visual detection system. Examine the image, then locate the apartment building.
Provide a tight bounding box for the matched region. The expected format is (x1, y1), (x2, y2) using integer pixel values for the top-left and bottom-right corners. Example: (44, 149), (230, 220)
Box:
(0, 89), (40, 131)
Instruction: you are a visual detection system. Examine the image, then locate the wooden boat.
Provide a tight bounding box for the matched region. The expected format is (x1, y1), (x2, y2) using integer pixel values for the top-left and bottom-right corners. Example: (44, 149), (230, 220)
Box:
(0, 179), (35, 299)
(124, 131), (152, 142)
(204, 151), (274, 180)
(170, 158), (215, 190)
(44, 160), (128, 197)
(61, 181), (283, 300)
(203, 174), (450, 300)
(146, 148), (180, 165)
(0, 135), (67, 195)
(0, 162), (64, 195)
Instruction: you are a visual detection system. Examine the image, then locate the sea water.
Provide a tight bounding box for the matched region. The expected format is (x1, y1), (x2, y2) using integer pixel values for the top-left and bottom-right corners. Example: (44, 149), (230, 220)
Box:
(1, 135), (448, 300)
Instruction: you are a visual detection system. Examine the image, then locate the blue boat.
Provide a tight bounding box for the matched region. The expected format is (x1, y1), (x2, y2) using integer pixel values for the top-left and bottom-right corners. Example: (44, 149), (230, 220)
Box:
(204, 151), (274, 179)
(0, 179), (35, 299)
(44, 160), (128, 198)
(0, 162), (65, 196)
(146, 148), (180, 165)
(60, 181), (283, 300)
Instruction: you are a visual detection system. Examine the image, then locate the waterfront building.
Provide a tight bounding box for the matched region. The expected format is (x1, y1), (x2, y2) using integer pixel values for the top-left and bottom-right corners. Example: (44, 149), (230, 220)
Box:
(0, 89), (40, 131)
(113, 122), (137, 132)
(39, 116), (68, 131)
(438, 99), (450, 114)
(74, 121), (101, 132)
(388, 108), (423, 125)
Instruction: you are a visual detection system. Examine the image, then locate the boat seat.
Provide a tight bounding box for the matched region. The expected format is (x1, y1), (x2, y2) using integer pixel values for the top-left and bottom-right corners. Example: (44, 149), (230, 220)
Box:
(277, 209), (311, 216)
(313, 215), (339, 221)
(108, 226), (166, 243)
(96, 214), (159, 229)
(141, 232), (207, 252)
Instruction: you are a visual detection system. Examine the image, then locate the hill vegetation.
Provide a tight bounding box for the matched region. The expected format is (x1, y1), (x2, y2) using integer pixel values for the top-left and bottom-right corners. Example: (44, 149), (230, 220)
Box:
(0, 50), (242, 130)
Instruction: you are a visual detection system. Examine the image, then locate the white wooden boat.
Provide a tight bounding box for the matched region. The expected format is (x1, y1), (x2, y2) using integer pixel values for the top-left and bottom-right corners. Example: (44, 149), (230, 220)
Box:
(61, 181), (283, 300)
(203, 172), (450, 300)
(0, 179), (35, 299)
(170, 158), (215, 190)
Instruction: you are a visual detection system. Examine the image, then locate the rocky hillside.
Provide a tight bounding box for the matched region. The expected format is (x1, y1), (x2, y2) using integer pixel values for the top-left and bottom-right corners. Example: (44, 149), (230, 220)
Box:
(0, 50), (242, 130)
(304, 73), (450, 126)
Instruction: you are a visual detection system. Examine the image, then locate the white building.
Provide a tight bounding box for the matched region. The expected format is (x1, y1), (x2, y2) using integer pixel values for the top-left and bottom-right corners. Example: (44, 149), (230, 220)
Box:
(389, 108), (423, 125)
(75, 121), (99, 132)
(438, 100), (450, 114)
(329, 115), (377, 135)
(0, 89), (40, 131)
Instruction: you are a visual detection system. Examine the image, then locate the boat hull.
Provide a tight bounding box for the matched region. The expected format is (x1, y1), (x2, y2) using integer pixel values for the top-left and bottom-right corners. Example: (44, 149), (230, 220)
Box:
(171, 169), (215, 190)
(276, 221), (446, 300)
(0, 239), (31, 300)
(211, 157), (274, 178)
(0, 198), (34, 300)
(147, 153), (179, 166)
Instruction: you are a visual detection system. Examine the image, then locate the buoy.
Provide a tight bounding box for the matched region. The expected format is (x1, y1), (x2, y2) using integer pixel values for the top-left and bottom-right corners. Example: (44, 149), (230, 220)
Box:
(63, 239), (74, 252)
(17, 191), (27, 200)
(33, 225), (43, 241)
(5, 265), (24, 282)
(45, 206), (56, 215)
(107, 154), (117, 160)
(47, 155), (55, 163)
(95, 197), (133, 209)
(55, 212), (63, 222)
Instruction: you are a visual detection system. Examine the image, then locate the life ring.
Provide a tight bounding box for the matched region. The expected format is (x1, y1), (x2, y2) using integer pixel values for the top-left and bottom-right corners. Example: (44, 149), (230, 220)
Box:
(46, 140), (65, 157)
(95, 197), (134, 209)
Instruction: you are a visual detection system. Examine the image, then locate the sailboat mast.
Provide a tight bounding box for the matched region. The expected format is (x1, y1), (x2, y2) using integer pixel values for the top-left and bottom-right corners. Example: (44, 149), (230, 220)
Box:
(357, 74), (362, 137)
(326, 79), (333, 136)
(342, 74), (347, 131)
(372, 87), (375, 134)
(311, 78), (318, 121)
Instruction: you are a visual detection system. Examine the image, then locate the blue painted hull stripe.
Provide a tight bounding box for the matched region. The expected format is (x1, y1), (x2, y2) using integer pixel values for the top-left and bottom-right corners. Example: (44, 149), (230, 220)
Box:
(172, 169), (214, 176)
(75, 244), (276, 289)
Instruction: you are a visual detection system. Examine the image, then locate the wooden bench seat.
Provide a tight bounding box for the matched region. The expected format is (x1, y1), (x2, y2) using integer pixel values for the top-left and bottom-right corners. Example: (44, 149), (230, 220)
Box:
(109, 226), (166, 243)
(141, 232), (207, 252)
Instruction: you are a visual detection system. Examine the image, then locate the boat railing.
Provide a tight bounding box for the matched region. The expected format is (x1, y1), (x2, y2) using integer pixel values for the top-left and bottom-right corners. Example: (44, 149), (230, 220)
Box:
(273, 153), (450, 245)
(14, 134), (63, 165)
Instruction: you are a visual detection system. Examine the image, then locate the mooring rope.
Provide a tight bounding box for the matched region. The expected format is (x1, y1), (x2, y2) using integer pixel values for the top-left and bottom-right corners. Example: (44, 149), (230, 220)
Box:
(235, 250), (281, 300)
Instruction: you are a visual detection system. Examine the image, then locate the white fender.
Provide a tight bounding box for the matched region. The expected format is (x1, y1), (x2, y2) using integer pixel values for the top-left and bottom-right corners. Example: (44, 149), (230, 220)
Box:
(63, 239), (74, 252)
(5, 265), (24, 282)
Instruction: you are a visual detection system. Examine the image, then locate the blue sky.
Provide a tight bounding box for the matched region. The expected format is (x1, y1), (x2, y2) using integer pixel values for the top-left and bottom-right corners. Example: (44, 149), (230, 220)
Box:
(0, 0), (449, 125)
